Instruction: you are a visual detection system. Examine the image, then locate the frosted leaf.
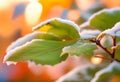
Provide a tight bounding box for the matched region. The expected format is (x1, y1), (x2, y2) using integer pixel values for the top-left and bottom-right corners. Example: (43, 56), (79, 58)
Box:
(97, 22), (120, 42)
(4, 39), (43, 64)
(112, 22), (120, 32)
(102, 29), (115, 36)
(99, 22), (120, 37)
(89, 8), (120, 23)
(5, 61), (17, 66)
(79, 22), (89, 30)
(80, 30), (101, 39)
(32, 18), (80, 32)
(7, 32), (41, 51)
(89, 9), (108, 21)
(91, 61), (120, 82)
(88, 8), (120, 30)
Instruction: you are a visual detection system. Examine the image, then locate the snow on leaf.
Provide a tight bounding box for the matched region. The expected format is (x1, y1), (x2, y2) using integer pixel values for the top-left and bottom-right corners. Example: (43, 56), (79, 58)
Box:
(4, 18), (81, 65)
(88, 8), (120, 30)
(80, 29), (101, 39)
(62, 40), (97, 58)
(33, 18), (80, 31)
(32, 18), (80, 41)
(91, 61), (120, 82)
(4, 39), (75, 65)
(102, 22), (120, 36)
(96, 22), (120, 45)
(7, 32), (60, 52)
(7, 32), (41, 52)
(79, 22), (89, 30)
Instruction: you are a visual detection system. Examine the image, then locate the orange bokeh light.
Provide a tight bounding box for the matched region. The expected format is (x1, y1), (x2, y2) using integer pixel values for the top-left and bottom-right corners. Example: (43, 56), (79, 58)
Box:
(91, 55), (103, 65)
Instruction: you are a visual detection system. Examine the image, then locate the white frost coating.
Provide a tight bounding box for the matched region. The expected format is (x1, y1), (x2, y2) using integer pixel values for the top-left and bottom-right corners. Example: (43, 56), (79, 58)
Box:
(62, 46), (71, 52)
(7, 32), (41, 52)
(79, 22), (89, 30)
(4, 39), (44, 64)
(116, 31), (120, 36)
(101, 22), (120, 36)
(28, 61), (43, 75)
(102, 29), (115, 36)
(61, 46), (71, 56)
(56, 63), (95, 82)
(88, 8), (120, 22)
(112, 22), (120, 31)
(81, 35), (96, 39)
(91, 61), (120, 82)
(88, 8), (108, 22)
(5, 61), (17, 66)
(28, 60), (37, 67)
(32, 18), (80, 32)
(80, 30), (101, 39)
(28, 60), (43, 67)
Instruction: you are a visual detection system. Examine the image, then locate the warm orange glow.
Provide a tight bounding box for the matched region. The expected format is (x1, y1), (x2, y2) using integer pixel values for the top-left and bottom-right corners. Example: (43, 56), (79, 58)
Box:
(67, 9), (80, 21)
(25, 1), (42, 26)
(75, 0), (95, 11)
(8, 0), (38, 3)
(39, 0), (72, 20)
(91, 55), (103, 65)
(47, 5), (64, 19)
(102, 0), (120, 8)
(110, 76), (120, 82)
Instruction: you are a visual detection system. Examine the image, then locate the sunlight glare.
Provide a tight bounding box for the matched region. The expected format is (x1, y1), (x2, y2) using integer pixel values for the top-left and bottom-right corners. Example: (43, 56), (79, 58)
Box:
(0, 0), (10, 10)
(25, 1), (42, 26)
(91, 55), (103, 65)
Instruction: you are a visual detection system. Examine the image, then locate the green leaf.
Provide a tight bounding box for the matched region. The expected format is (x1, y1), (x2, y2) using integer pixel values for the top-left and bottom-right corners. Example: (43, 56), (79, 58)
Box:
(7, 32), (61, 52)
(33, 18), (80, 41)
(35, 32), (60, 40)
(115, 48), (120, 60)
(4, 18), (81, 65)
(89, 8), (120, 30)
(91, 61), (120, 82)
(97, 22), (120, 37)
(4, 39), (76, 65)
(62, 40), (97, 58)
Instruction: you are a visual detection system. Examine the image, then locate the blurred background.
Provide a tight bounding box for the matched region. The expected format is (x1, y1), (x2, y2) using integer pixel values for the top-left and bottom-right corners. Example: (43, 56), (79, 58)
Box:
(0, 0), (120, 82)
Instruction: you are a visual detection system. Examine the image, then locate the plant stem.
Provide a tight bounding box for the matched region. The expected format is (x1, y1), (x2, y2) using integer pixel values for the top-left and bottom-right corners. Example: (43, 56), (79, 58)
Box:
(90, 39), (115, 61)
(94, 55), (114, 61)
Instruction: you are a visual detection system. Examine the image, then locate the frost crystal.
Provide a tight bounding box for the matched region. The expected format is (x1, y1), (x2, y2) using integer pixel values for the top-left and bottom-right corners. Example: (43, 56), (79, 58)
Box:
(80, 30), (101, 39)
(102, 22), (120, 36)
(7, 32), (41, 51)
(32, 18), (80, 32)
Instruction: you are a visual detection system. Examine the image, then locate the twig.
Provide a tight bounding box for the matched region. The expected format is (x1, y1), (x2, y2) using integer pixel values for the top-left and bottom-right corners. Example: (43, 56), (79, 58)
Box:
(94, 55), (114, 61)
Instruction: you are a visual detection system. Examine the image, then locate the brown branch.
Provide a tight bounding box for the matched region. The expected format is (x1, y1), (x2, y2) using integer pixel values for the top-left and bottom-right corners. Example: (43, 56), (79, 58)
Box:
(94, 55), (114, 61)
